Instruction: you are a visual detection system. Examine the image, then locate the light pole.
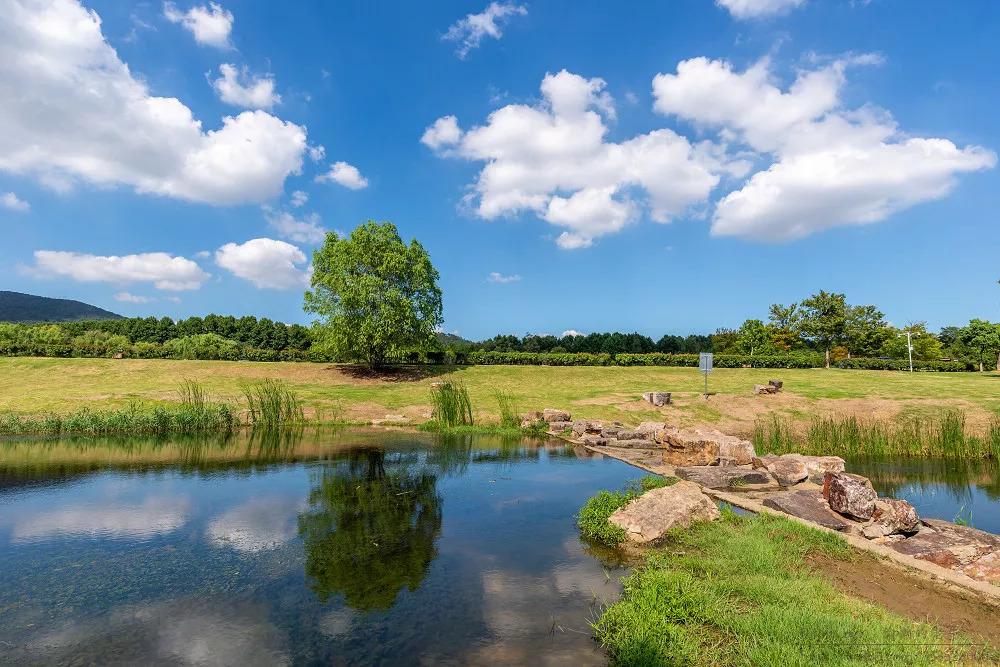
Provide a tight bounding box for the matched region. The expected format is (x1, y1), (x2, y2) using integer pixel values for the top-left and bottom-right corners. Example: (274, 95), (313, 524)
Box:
(899, 331), (914, 372)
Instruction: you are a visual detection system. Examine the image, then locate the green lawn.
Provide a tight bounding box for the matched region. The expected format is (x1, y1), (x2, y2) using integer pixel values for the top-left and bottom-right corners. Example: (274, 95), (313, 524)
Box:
(2, 357), (999, 430)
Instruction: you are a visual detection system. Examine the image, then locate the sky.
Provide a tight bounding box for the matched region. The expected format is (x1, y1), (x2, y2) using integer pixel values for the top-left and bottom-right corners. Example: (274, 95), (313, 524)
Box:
(1, 0), (998, 340)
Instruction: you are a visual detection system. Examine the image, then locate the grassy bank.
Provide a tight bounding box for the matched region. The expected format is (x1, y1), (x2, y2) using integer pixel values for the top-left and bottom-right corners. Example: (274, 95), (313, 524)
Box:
(577, 476), (676, 545)
(587, 506), (995, 665)
(3, 357), (1000, 437)
(754, 412), (1000, 460)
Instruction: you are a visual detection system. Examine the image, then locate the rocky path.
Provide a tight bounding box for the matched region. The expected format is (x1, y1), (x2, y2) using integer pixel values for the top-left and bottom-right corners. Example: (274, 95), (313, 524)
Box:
(531, 409), (1000, 606)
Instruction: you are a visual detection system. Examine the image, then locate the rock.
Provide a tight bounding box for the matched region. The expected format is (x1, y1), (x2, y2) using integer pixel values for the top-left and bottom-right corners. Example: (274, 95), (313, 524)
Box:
(717, 437), (755, 466)
(543, 409), (571, 423)
(605, 438), (654, 449)
(641, 391), (672, 406)
(763, 490), (851, 531)
(547, 420), (573, 432)
(861, 499), (920, 539)
(601, 425), (623, 439)
(768, 379), (783, 390)
(891, 519), (1000, 585)
(754, 453), (845, 484)
(582, 435), (608, 446)
(675, 466), (779, 491)
(660, 428), (720, 466)
(752, 454), (809, 486)
(608, 481), (720, 544)
(635, 421), (667, 439)
(754, 384), (779, 395)
(615, 428), (654, 442)
(519, 411), (543, 428)
(823, 472), (877, 520)
(571, 420), (594, 436)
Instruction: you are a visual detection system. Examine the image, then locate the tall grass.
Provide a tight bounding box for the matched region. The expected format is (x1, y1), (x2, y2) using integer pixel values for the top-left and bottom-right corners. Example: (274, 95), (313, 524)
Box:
(753, 411), (1000, 460)
(577, 476), (676, 547)
(494, 389), (520, 429)
(240, 378), (305, 427)
(429, 382), (473, 428)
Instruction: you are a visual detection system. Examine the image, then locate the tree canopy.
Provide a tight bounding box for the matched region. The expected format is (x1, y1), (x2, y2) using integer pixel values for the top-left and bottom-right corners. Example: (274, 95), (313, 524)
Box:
(304, 221), (443, 368)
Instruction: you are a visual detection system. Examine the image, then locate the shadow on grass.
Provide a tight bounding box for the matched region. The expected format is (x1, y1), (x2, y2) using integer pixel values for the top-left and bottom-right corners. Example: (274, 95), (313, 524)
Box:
(332, 364), (458, 383)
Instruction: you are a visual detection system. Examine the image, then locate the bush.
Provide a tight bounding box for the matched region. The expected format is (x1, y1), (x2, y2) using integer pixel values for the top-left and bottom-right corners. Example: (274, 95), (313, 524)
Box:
(834, 357), (972, 372)
(468, 351), (615, 366)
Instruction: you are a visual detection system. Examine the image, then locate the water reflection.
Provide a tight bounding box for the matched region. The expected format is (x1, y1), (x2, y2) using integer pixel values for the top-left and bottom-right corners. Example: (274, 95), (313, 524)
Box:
(298, 448), (443, 611)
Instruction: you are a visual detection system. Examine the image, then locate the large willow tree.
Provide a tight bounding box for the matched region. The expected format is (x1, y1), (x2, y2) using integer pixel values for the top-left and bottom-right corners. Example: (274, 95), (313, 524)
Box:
(304, 221), (442, 368)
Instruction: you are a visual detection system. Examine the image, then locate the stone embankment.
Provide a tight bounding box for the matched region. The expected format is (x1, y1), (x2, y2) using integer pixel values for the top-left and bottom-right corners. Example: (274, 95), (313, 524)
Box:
(534, 408), (1000, 598)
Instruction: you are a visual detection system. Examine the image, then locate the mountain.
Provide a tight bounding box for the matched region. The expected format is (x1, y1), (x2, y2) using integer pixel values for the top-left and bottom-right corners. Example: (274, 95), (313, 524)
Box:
(0, 291), (122, 323)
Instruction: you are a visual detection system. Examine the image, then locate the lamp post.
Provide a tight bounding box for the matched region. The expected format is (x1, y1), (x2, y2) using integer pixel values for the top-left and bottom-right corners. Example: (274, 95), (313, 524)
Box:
(899, 331), (914, 372)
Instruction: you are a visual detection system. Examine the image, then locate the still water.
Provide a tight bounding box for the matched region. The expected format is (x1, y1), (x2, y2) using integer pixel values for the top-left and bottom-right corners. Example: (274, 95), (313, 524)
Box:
(0, 430), (638, 666)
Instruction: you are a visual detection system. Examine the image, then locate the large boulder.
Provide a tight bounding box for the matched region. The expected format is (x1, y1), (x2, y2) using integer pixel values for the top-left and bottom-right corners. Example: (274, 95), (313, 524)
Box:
(892, 519), (1000, 585)
(659, 427), (755, 467)
(582, 435), (608, 446)
(572, 420), (603, 436)
(862, 499), (920, 539)
(823, 472), (877, 520)
(717, 437), (755, 466)
(641, 392), (672, 407)
(763, 490), (851, 531)
(608, 481), (720, 544)
(547, 420), (573, 432)
(543, 408), (572, 423)
(753, 454), (809, 486)
(519, 411), (543, 428)
(754, 453), (845, 485)
(675, 466), (779, 491)
(606, 438), (656, 449)
(754, 384), (779, 395)
(635, 421), (667, 440)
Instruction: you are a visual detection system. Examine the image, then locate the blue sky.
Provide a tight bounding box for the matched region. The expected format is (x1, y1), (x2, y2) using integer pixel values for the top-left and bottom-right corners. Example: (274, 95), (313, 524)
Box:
(1, 0), (997, 339)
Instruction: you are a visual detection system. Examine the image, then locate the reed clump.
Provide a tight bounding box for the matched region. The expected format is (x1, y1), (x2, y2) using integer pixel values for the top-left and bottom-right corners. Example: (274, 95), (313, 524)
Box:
(429, 382), (474, 428)
(494, 389), (520, 429)
(752, 411), (1000, 460)
(240, 378), (305, 427)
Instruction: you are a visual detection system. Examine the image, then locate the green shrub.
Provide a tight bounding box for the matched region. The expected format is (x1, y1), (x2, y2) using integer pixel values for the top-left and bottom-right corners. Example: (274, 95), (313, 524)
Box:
(429, 382), (474, 427)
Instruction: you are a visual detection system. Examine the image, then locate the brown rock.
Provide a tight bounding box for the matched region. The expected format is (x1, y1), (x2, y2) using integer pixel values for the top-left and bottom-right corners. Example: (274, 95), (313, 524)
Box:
(754, 384), (779, 395)
(763, 490), (851, 531)
(768, 379), (783, 390)
(660, 427), (754, 467)
(752, 454), (808, 486)
(823, 472), (877, 520)
(601, 425), (624, 439)
(608, 481), (721, 544)
(635, 421), (667, 440)
(582, 435), (607, 446)
(547, 420), (573, 432)
(543, 408), (571, 423)
(641, 392), (672, 406)
(892, 519), (1000, 585)
(675, 466), (779, 491)
(862, 498), (920, 539)
(606, 438), (654, 449)
(717, 437), (755, 466)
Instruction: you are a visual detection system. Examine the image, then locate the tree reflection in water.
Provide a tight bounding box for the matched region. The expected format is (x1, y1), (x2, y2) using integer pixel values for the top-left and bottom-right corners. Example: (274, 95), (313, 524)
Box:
(298, 447), (442, 611)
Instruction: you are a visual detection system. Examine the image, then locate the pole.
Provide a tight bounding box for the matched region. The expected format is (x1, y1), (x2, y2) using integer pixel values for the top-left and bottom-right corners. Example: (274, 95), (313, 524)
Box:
(907, 331), (913, 373)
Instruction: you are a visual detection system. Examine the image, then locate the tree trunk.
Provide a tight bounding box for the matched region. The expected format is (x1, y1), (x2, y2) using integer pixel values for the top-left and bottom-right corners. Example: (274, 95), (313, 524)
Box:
(824, 347), (830, 369)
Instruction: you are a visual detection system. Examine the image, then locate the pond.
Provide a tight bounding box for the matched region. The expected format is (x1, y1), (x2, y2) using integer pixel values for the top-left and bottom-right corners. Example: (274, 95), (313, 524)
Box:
(0, 430), (639, 666)
(848, 457), (1000, 534)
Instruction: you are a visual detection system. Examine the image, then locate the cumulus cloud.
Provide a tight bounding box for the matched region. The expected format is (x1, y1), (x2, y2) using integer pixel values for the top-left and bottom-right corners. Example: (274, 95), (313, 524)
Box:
(316, 161), (369, 190)
(561, 329), (584, 337)
(206, 496), (303, 553)
(263, 206), (327, 244)
(211, 64), (280, 109)
(114, 291), (155, 303)
(2, 192), (29, 212)
(653, 56), (996, 240)
(32, 250), (209, 291)
(11, 496), (190, 542)
(487, 271), (521, 283)
(215, 238), (309, 289)
(716, 0), (805, 19)
(423, 70), (721, 248)
(0, 0), (306, 205)
(163, 1), (233, 48)
(443, 1), (527, 59)
(289, 190), (308, 207)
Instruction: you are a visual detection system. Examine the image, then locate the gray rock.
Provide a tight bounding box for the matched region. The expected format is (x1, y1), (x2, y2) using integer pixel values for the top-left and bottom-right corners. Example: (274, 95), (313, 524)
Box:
(754, 384), (779, 395)
(891, 519), (1000, 585)
(616, 428), (654, 441)
(635, 421), (667, 440)
(601, 425), (623, 439)
(582, 435), (608, 446)
(675, 466), (778, 491)
(763, 490), (851, 531)
(768, 379), (783, 390)
(605, 438), (653, 449)
(641, 392), (672, 406)
(659, 427), (753, 467)
(547, 420), (573, 432)
(717, 437), (756, 466)
(862, 498), (920, 538)
(823, 472), (877, 520)
(753, 454), (809, 486)
(608, 481), (720, 544)
(543, 408), (572, 423)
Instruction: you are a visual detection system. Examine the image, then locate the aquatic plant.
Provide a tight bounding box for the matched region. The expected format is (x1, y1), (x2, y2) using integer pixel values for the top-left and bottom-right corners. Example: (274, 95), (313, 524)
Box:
(240, 378), (305, 427)
(428, 381), (473, 428)
(576, 476), (675, 547)
(494, 389), (520, 429)
(0, 401), (236, 437)
(752, 411), (1000, 460)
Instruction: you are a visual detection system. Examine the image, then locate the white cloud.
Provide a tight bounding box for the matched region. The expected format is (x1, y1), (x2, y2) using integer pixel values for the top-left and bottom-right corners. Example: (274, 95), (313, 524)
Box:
(263, 206), (327, 244)
(443, 1), (527, 59)
(716, 0), (805, 19)
(425, 70), (720, 248)
(32, 250), (209, 291)
(653, 56), (996, 241)
(207, 496), (303, 553)
(114, 291), (155, 303)
(420, 115), (463, 152)
(316, 161), (369, 190)
(0, 0), (306, 206)
(211, 64), (280, 109)
(561, 329), (584, 337)
(11, 496), (190, 542)
(215, 238), (309, 289)
(163, 1), (233, 48)
(2, 192), (30, 212)
(290, 190), (308, 207)
(487, 271), (521, 283)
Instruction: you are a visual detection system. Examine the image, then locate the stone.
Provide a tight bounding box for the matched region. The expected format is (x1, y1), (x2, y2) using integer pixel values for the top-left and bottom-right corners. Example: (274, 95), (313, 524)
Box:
(717, 437), (755, 466)
(606, 438), (654, 449)
(861, 499), (920, 539)
(543, 409), (571, 423)
(752, 454), (809, 486)
(754, 384), (779, 395)
(763, 490), (851, 531)
(608, 481), (721, 544)
(547, 420), (573, 432)
(615, 428), (654, 441)
(823, 472), (877, 520)
(768, 379), (783, 390)
(641, 391), (672, 406)
(891, 519), (1000, 585)
(601, 425), (624, 439)
(675, 466), (779, 491)
(635, 421), (667, 439)
(754, 453), (845, 484)
(519, 411), (543, 428)
(660, 428), (720, 466)
(571, 420), (593, 436)
(582, 435), (608, 446)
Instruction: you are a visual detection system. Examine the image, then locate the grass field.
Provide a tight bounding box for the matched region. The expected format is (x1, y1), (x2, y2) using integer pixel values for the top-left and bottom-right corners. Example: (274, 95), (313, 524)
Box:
(2, 357), (1000, 435)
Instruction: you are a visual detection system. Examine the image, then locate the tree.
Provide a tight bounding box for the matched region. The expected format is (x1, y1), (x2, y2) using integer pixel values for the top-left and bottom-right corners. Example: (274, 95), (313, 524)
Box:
(304, 222), (443, 368)
(767, 302), (802, 351)
(798, 291), (848, 367)
(844, 304), (891, 358)
(881, 323), (943, 361)
(735, 319), (771, 357)
(958, 319), (1000, 372)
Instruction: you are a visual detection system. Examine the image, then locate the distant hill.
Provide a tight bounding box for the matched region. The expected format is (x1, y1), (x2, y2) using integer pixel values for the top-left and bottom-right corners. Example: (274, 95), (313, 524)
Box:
(436, 331), (477, 348)
(0, 291), (122, 323)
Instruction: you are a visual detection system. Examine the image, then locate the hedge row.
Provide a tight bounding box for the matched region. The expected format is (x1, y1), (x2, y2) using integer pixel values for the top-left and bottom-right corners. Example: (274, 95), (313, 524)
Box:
(834, 357), (973, 372)
(0, 342), (316, 363)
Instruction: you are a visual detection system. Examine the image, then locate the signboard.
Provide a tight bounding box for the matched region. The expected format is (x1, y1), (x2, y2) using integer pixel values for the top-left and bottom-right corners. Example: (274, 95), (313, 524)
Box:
(699, 352), (713, 373)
